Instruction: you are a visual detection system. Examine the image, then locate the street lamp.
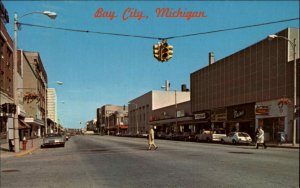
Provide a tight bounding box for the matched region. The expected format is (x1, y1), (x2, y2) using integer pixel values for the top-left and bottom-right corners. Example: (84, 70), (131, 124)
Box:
(128, 102), (139, 135)
(268, 34), (298, 146)
(161, 81), (178, 131)
(13, 11), (57, 152)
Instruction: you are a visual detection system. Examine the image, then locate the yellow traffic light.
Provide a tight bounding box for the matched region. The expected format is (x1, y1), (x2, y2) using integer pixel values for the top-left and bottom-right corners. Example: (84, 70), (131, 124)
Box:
(160, 42), (173, 62)
(153, 43), (161, 61)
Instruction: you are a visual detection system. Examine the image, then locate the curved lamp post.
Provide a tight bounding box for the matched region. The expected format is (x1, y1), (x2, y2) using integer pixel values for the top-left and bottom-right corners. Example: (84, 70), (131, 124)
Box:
(268, 34), (297, 146)
(13, 11), (57, 152)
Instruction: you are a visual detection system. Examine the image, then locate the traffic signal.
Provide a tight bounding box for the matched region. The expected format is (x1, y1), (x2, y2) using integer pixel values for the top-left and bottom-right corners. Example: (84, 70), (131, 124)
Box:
(160, 42), (173, 62)
(1, 103), (16, 114)
(153, 43), (161, 61)
(9, 103), (16, 114)
(1, 103), (8, 113)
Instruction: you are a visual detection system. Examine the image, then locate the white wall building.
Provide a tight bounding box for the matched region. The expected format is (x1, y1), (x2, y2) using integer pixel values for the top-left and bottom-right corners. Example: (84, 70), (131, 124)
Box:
(47, 88), (57, 123)
(128, 90), (190, 135)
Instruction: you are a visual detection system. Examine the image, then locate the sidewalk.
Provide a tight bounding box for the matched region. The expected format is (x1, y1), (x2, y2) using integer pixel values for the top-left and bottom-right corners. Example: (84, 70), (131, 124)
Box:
(249, 142), (299, 149)
(265, 142), (299, 149)
(0, 138), (42, 159)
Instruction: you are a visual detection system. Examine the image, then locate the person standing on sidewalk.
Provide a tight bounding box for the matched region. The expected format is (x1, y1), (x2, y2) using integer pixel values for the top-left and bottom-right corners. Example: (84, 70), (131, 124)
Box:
(256, 127), (267, 149)
(148, 126), (158, 150)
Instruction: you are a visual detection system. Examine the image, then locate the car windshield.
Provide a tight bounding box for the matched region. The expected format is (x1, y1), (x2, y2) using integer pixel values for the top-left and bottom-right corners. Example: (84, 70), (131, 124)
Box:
(238, 132), (250, 137)
(46, 134), (62, 138)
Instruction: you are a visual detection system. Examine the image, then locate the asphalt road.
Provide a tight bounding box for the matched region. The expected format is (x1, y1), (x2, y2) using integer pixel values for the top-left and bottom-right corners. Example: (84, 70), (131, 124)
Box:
(0, 135), (299, 188)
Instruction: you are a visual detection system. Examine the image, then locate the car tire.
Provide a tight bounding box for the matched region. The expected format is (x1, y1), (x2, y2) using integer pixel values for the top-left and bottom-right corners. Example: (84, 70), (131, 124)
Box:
(221, 139), (225, 144)
(232, 140), (237, 144)
(206, 137), (211, 143)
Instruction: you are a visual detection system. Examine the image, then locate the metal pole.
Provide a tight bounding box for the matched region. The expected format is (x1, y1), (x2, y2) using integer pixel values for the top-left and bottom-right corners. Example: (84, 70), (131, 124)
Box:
(136, 104), (138, 135)
(107, 115), (109, 136)
(13, 12), (20, 152)
(293, 38), (297, 146)
(45, 86), (47, 135)
(175, 90), (178, 130)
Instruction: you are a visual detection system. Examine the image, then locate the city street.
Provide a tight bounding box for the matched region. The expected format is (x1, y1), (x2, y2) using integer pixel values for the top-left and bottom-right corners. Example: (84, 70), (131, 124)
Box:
(0, 135), (299, 188)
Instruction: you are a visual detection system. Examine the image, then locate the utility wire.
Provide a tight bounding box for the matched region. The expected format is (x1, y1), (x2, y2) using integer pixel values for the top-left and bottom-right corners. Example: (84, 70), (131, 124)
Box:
(166, 18), (300, 39)
(17, 22), (159, 40)
(18, 17), (299, 41)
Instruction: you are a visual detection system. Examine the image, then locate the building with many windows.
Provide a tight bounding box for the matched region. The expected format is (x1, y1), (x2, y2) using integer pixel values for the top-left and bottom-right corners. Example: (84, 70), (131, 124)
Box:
(0, 8), (13, 142)
(47, 88), (57, 123)
(22, 51), (48, 137)
(97, 104), (128, 135)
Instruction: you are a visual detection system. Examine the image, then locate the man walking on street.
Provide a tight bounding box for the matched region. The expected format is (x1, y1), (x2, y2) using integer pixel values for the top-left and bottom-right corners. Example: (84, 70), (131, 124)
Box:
(148, 126), (158, 150)
(256, 126), (267, 149)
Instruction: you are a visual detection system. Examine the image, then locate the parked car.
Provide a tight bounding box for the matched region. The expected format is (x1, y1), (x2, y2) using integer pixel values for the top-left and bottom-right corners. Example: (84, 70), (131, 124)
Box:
(172, 132), (183, 140)
(65, 133), (71, 141)
(177, 132), (193, 141)
(164, 133), (174, 140)
(220, 132), (252, 144)
(156, 132), (166, 139)
(41, 133), (65, 148)
(195, 129), (226, 142)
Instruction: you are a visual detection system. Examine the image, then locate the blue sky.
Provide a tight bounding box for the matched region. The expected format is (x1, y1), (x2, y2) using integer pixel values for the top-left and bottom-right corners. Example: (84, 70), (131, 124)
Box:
(3, 1), (299, 128)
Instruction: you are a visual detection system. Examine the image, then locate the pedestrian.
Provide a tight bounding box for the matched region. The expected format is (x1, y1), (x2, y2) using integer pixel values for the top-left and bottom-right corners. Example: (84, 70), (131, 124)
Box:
(148, 126), (158, 150)
(256, 127), (267, 149)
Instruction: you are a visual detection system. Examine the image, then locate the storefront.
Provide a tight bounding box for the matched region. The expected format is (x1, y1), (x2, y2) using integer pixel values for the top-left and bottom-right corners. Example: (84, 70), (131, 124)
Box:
(193, 110), (211, 133)
(227, 103), (256, 138)
(211, 108), (227, 133)
(25, 118), (43, 138)
(255, 98), (293, 142)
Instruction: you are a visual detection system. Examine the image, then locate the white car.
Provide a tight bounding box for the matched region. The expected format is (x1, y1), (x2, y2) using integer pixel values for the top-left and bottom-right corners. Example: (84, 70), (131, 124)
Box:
(195, 129), (226, 142)
(220, 132), (252, 144)
(41, 133), (65, 148)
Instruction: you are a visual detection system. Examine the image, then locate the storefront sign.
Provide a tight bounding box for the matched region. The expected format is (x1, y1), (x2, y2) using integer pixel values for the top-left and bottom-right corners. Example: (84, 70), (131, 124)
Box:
(194, 113), (206, 120)
(211, 113), (227, 121)
(255, 105), (269, 115)
(233, 109), (245, 118)
(177, 110), (185, 118)
(211, 108), (227, 122)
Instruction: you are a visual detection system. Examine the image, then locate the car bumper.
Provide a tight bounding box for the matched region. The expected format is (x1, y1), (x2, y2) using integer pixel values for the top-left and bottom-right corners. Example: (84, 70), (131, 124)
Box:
(238, 140), (252, 144)
(42, 142), (64, 146)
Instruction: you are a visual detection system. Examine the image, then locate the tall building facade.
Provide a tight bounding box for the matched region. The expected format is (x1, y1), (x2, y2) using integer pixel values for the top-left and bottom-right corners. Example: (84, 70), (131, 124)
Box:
(191, 28), (299, 142)
(47, 88), (57, 123)
(97, 104), (128, 135)
(22, 51), (48, 137)
(0, 5), (13, 141)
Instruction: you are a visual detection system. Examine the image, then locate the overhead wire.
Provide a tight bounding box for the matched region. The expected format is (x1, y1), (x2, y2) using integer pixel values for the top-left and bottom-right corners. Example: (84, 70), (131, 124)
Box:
(18, 17), (299, 41)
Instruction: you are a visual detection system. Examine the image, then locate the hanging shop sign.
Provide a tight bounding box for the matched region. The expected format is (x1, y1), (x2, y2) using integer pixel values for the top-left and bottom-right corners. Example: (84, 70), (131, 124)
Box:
(233, 109), (245, 118)
(194, 113), (206, 120)
(255, 105), (269, 115)
(227, 103), (255, 121)
(211, 108), (227, 122)
(177, 110), (185, 118)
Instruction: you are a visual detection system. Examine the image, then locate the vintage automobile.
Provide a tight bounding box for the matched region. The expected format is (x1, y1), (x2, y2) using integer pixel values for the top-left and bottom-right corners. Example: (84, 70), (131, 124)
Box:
(220, 132), (252, 145)
(41, 133), (65, 148)
(195, 129), (226, 142)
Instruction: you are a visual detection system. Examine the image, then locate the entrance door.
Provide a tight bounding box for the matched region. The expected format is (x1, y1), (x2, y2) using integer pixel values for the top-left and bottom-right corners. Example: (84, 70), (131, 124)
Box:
(262, 117), (284, 142)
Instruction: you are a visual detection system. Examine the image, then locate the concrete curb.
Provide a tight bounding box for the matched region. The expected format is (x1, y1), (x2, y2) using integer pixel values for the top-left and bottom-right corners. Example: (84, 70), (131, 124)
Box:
(15, 146), (40, 157)
(265, 145), (299, 149)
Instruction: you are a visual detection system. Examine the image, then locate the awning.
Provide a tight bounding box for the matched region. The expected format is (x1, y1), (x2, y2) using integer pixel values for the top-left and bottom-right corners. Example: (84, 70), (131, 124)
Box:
(19, 119), (31, 129)
(116, 125), (128, 129)
(149, 116), (194, 125)
(25, 117), (44, 127)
